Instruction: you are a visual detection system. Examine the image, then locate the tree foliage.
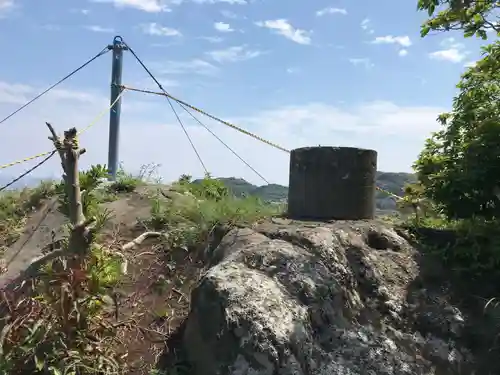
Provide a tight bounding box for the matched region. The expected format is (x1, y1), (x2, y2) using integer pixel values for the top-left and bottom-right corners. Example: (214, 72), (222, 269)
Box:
(417, 0), (500, 38)
(414, 41), (500, 219)
(413, 0), (500, 220)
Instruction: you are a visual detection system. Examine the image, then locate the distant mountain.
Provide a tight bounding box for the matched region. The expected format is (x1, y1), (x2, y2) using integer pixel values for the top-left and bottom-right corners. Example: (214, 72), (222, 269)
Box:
(208, 172), (416, 211)
(0, 175), (56, 191)
(1, 171), (416, 211)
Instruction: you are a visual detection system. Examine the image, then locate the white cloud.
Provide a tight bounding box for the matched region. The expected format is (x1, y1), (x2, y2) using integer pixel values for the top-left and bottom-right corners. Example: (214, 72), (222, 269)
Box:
(0, 0), (14, 17)
(0, 82), (36, 105)
(398, 49), (408, 57)
(428, 37), (468, 63)
(361, 18), (374, 34)
(349, 58), (374, 69)
(464, 60), (476, 68)
(371, 35), (412, 47)
(429, 49), (467, 62)
(255, 19), (311, 45)
(0, 81), (446, 186)
(157, 59), (218, 75)
(91, 0), (245, 12)
(214, 21), (234, 32)
(199, 36), (224, 43)
(193, 0), (246, 3)
(71, 8), (90, 15)
(141, 22), (182, 36)
(0, 0), (13, 10)
(206, 45), (262, 63)
(316, 7), (347, 16)
(85, 25), (115, 33)
(90, 0), (174, 12)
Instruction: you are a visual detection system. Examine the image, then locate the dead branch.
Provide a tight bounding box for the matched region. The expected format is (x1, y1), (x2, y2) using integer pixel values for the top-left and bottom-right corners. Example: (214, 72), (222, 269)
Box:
(121, 232), (166, 251)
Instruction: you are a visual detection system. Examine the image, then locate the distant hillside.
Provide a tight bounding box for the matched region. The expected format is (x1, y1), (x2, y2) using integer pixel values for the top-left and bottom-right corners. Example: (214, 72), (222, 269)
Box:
(204, 172), (416, 211)
(1, 172), (416, 211)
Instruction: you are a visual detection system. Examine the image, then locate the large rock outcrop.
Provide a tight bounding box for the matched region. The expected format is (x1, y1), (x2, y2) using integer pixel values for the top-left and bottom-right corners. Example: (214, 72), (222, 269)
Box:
(182, 219), (488, 375)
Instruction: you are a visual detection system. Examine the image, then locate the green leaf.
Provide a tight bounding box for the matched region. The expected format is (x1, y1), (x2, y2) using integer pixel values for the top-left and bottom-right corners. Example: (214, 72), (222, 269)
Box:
(34, 355), (45, 371)
(48, 366), (62, 375)
(421, 24), (431, 37)
(477, 29), (488, 40)
(428, 2), (435, 16)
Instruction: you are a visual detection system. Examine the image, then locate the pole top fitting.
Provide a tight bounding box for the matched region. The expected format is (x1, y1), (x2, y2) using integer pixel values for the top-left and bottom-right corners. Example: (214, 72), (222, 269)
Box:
(109, 36), (128, 51)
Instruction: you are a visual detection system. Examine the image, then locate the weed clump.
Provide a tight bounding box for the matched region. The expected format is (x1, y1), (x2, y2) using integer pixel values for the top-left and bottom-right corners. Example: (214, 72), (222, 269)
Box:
(0, 181), (56, 249)
(149, 173), (282, 251)
(0, 165), (126, 375)
(108, 163), (162, 194)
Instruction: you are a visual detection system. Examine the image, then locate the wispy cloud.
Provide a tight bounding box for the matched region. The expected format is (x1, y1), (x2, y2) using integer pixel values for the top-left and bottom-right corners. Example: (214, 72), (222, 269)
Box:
(361, 18), (374, 34)
(429, 49), (467, 63)
(349, 58), (374, 69)
(85, 25), (115, 33)
(0, 0), (15, 17)
(398, 49), (408, 57)
(0, 81), (104, 106)
(0, 81), (35, 105)
(141, 22), (182, 36)
(71, 8), (90, 15)
(371, 35), (412, 47)
(316, 7), (347, 16)
(428, 37), (468, 63)
(199, 36), (224, 43)
(158, 59), (218, 75)
(214, 21), (234, 32)
(255, 19), (311, 45)
(90, 0), (174, 12)
(192, 0), (246, 3)
(206, 45), (262, 63)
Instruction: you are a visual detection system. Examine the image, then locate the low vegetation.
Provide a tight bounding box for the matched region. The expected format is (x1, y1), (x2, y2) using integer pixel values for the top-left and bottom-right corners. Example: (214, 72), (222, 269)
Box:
(0, 181), (56, 251)
(148, 173), (282, 252)
(0, 152), (282, 374)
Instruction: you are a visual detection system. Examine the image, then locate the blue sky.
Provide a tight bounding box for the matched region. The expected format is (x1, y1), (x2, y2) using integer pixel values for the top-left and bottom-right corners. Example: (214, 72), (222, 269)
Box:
(0, 0), (493, 185)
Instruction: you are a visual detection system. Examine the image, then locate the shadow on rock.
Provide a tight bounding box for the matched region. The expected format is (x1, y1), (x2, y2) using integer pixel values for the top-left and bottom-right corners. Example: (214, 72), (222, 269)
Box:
(401, 225), (500, 375)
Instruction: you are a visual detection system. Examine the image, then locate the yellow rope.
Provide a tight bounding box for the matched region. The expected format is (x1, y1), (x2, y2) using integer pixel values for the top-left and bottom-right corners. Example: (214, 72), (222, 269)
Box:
(376, 186), (403, 200)
(121, 85), (405, 200)
(0, 90), (126, 170)
(120, 85), (291, 153)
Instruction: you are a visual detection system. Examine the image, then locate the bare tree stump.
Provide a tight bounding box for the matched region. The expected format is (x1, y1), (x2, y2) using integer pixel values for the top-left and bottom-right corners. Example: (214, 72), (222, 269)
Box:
(287, 146), (377, 221)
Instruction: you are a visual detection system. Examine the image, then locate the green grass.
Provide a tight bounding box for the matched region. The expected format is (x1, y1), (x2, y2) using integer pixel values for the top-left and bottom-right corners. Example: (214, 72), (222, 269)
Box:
(108, 163), (163, 194)
(148, 175), (283, 250)
(0, 170), (283, 374)
(0, 180), (56, 247)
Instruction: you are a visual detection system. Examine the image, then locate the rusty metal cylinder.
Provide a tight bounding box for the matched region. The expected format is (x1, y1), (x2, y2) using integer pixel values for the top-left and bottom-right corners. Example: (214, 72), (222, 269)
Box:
(287, 146), (377, 220)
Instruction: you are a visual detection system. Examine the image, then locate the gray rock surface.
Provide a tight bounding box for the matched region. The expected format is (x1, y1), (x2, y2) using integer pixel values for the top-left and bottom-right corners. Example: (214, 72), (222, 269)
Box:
(183, 219), (476, 375)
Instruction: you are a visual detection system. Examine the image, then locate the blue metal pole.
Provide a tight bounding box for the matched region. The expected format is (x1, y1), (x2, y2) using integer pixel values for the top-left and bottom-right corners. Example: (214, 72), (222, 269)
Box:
(107, 36), (127, 181)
